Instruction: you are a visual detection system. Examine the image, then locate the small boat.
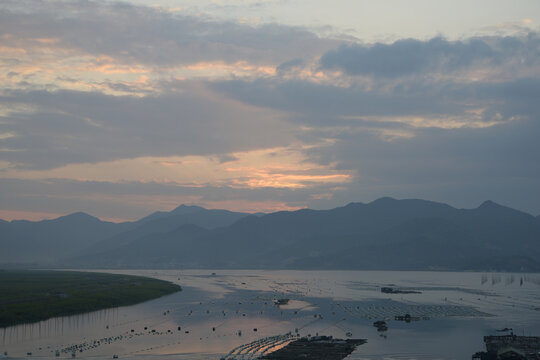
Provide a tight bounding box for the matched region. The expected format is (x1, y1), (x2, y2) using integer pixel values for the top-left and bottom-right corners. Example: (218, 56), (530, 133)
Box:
(274, 298), (290, 306)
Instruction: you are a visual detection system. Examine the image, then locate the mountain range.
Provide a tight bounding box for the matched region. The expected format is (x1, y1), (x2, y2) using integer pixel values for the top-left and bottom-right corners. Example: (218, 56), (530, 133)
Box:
(1, 198), (539, 271)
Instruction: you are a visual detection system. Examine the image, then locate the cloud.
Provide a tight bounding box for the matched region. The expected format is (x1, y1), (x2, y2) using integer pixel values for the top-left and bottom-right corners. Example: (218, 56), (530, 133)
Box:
(276, 58), (305, 75)
(208, 73), (540, 174)
(209, 75), (540, 128)
(0, 177), (345, 220)
(0, 83), (294, 169)
(1, 146), (351, 191)
(297, 113), (540, 215)
(319, 33), (540, 77)
(203, 34), (540, 215)
(0, 0), (335, 68)
(210, 79), (455, 120)
(1, 1), (540, 218)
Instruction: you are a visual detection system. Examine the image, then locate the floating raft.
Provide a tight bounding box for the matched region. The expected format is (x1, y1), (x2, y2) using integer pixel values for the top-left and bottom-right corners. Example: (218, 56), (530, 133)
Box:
(472, 333), (540, 359)
(259, 336), (366, 360)
(338, 300), (491, 319)
(221, 334), (296, 359)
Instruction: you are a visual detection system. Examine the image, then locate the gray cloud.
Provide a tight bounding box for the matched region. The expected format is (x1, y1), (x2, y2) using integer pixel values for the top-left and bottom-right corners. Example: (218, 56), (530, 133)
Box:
(208, 72), (540, 165)
(210, 79), (453, 118)
(210, 76), (540, 123)
(297, 114), (540, 215)
(0, 85), (293, 169)
(0, 0), (335, 67)
(276, 58), (306, 75)
(320, 33), (540, 77)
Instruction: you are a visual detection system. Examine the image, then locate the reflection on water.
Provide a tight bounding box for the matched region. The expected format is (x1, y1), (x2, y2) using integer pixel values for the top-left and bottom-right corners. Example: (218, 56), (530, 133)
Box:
(1, 270), (539, 360)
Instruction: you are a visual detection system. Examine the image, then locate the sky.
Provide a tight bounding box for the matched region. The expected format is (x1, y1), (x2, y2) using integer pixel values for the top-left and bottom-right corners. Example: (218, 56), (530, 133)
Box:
(1, 0), (539, 221)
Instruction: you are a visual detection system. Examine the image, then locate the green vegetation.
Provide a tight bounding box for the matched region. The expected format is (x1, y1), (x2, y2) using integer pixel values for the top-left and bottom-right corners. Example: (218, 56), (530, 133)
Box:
(0, 270), (181, 327)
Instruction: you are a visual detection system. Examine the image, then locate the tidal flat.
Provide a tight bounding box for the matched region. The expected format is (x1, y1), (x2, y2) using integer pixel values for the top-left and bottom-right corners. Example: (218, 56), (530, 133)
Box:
(1, 270), (539, 360)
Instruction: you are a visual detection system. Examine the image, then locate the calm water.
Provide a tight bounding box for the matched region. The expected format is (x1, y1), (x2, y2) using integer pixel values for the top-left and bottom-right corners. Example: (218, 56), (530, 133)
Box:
(1, 270), (539, 360)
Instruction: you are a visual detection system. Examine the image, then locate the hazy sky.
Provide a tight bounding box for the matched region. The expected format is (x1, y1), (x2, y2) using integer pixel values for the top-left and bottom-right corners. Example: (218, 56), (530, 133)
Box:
(1, 0), (539, 221)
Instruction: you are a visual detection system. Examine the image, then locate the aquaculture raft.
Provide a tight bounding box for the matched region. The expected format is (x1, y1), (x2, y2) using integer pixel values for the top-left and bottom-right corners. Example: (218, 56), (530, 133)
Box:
(472, 333), (540, 359)
(260, 336), (366, 360)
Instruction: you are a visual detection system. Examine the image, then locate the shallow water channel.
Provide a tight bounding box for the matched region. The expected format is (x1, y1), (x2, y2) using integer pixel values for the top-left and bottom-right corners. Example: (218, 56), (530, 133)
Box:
(1, 270), (539, 360)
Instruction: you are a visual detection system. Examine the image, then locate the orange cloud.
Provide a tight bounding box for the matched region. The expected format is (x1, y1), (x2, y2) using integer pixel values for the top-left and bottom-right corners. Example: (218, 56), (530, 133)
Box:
(33, 38), (61, 45)
(1, 146), (353, 190)
(342, 111), (513, 138)
(0, 209), (66, 221)
(180, 61), (276, 78)
(0, 46), (27, 55)
(232, 171), (351, 189)
(200, 199), (305, 213)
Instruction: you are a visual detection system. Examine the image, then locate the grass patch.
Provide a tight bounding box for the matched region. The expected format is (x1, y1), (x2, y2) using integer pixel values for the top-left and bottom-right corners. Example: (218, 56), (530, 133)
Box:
(0, 270), (181, 327)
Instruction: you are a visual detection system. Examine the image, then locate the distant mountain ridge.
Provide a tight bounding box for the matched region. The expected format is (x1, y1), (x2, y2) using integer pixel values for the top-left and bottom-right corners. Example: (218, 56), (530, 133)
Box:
(0, 205), (250, 265)
(135, 204), (206, 225)
(1, 198), (539, 272)
(0, 212), (131, 264)
(76, 206), (250, 257)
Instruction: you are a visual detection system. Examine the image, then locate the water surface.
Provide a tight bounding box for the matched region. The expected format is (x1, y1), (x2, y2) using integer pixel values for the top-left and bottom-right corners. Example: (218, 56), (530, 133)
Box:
(1, 270), (539, 360)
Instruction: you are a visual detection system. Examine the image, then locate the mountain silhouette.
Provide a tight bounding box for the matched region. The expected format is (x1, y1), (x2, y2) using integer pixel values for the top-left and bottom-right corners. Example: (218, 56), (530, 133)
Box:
(68, 198), (540, 271)
(0, 206), (249, 265)
(78, 206), (250, 256)
(0, 212), (130, 264)
(2, 198), (539, 271)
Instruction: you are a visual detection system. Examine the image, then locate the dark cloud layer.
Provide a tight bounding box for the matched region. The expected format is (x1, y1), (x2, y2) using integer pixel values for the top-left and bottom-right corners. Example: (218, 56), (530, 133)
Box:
(311, 118), (540, 216)
(210, 76), (540, 124)
(0, 86), (293, 169)
(0, 0), (335, 67)
(320, 33), (540, 77)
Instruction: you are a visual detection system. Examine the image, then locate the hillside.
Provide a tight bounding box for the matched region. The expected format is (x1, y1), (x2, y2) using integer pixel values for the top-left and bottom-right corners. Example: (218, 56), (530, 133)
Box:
(67, 198), (540, 271)
(0, 205), (250, 265)
(78, 205), (250, 256)
(0, 212), (130, 264)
